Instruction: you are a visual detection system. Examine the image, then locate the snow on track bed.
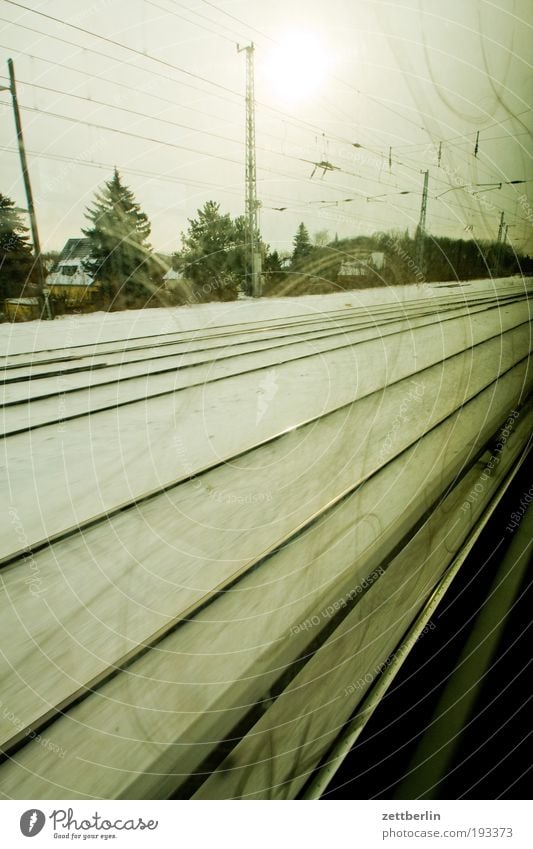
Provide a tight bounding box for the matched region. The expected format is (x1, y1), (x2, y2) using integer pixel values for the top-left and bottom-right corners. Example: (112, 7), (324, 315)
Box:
(1, 294), (530, 559)
(1, 275), (527, 355)
(0, 278), (531, 798)
(2, 285), (528, 380)
(2, 296), (527, 434)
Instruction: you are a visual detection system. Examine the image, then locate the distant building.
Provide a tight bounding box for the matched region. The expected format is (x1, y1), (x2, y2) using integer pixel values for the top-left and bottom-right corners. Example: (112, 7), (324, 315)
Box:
(46, 238), (99, 304)
(4, 297), (41, 322)
(162, 268), (185, 284)
(371, 251), (385, 270)
(338, 251), (385, 278)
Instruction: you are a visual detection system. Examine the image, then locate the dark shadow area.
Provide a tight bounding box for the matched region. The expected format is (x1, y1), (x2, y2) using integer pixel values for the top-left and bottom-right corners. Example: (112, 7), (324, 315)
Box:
(324, 454), (532, 800)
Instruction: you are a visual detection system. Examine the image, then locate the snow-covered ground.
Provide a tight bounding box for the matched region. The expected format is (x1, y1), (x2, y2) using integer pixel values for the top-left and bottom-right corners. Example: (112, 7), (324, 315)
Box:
(0, 276), (531, 798)
(1, 276), (528, 356)
(1, 276), (530, 562)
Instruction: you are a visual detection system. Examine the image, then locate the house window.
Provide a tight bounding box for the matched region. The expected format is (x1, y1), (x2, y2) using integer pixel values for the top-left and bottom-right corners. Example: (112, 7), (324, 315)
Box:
(60, 265), (77, 276)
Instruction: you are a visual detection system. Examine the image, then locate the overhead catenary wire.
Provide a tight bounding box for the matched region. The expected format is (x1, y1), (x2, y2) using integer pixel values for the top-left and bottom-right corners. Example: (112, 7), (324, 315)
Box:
(2, 141), (481, 240)
(3, 0), (242, 99)
(1, 1), (530, 249)
(0, 95), (432, 203)
(146, 0), (239, 46)
(0, 73), (332, 170)
(0, 5), (390, 155)
(2, 61), (463, 200)
(9, 0), (515, 179)
(3, 4), (529, 190)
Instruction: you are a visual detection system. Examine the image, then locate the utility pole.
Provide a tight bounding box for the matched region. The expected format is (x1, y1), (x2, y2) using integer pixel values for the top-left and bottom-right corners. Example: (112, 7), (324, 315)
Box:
(3, 59), (51, 318)
(415, 170), (429, 275)
(496, 211), (505, 244)
(495, 211), (505, 278)
(237, 43), (262, 298)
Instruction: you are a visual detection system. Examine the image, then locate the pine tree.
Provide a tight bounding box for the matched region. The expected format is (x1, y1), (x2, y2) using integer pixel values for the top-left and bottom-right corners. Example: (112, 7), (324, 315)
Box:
(264, 249), (281, 273)
(0, 193), (37, 300)
(82, 169), (161, 305)
(177, 201), (241, 300)
(292, 222), (313, 265)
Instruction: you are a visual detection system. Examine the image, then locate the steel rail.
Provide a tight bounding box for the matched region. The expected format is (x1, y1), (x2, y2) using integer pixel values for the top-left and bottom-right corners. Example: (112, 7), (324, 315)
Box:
(2, 296), (529, 439)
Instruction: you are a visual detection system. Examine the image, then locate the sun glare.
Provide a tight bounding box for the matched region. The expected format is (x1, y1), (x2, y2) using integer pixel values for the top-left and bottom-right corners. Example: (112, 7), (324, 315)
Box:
(263, 31), (331, 104)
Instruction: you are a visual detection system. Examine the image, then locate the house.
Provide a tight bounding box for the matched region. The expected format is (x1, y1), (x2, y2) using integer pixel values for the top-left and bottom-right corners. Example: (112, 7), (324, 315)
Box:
(371, 251), (385, 270)
(46, 238), (98, 304)
(338, 251), (385, 278)
(162, 267), (185, 287)
(4, 297), (41, 322)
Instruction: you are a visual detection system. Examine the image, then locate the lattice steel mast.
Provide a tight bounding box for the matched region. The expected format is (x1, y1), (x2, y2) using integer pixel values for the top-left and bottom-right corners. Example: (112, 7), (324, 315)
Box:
(415, 169), (429, 275)
(237, 43), (261, 297)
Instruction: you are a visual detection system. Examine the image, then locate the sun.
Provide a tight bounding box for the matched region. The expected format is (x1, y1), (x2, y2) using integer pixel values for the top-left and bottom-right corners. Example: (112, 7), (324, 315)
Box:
(263, 31), (331, 104)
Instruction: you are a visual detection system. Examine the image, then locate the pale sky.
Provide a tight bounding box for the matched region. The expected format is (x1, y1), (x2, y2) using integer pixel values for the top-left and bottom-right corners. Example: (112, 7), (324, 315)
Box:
(1, 0), (532, 256)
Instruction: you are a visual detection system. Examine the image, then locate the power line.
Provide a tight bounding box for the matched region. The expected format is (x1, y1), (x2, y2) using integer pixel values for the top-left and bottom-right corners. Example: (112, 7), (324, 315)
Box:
(4, 84), (529, 237)
(8, 0), (522, 195)
(0, 11), (389, 172)
(0, 143), (407, 235)
(0, 43), (332, 157)
(0, 73), (309, 166)
(6, 0), (530, 180)
(0, 16), (243, 109)
(3, 141), (527, 248)
(1, 73), (451, 197)
(0, 99), (245, 166)
(198, 0), (274, 44)
(198, 0), (429, 137)
(3, 0), (242, 100)
(0, 143), (252, 196)
(0, 100), (372, 196)
(3, 2), (530, 247)
(146, 0), (237, 45)
(0, 3), (362, 151)
(393, 113), (533, 151)
(0, 74), (246, 145)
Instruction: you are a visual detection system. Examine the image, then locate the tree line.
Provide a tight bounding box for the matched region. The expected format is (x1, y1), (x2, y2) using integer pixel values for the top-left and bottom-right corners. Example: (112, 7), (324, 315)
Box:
(1, 170), (531, 314)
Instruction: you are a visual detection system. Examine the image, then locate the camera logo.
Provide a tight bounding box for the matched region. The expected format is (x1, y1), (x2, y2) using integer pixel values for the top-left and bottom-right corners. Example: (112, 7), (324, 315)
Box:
(20, 810), (46, 837)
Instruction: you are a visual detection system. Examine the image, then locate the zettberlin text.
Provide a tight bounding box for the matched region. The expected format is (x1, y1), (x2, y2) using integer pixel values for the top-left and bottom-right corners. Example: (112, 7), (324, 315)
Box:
(382, 811), (441, 820)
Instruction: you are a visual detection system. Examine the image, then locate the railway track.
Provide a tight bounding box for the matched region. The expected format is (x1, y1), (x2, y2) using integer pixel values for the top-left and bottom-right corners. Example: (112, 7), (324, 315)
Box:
(1, 293), (531, 560)
(2, 287), (528, 383)
(0, 281), (531, 798)
(4, 284), (524, 365)
(1, 291), (530, 438)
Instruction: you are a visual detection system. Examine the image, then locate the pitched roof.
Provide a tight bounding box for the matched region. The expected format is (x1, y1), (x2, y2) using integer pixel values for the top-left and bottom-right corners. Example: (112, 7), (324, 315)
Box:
(58, 238), (91, 261)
